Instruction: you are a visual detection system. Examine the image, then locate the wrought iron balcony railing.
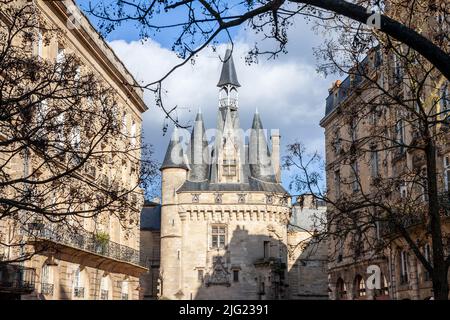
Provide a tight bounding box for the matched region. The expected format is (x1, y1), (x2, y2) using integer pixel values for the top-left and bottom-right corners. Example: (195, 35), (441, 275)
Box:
(100, 289), (109, 300)
(0, 264), (36, 294)
(23, 225), (144, 267)
(73, 286), (84, 298)
(41, 282), (54, 295)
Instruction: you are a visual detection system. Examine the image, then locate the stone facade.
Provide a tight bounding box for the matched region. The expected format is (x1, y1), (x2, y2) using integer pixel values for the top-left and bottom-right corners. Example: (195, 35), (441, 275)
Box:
(159, 50), (292, 300)
(287, 196), (328, 300)
(0, 0), (146, 300)
(320, 3), (450, 299)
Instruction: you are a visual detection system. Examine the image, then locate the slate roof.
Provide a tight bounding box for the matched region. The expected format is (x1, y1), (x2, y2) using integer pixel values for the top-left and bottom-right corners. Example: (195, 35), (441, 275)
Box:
(162, 49), (284, 194)
(217, 49), (241, 87)
(140, 202), (161, 231)
(160, 127), (189, 170)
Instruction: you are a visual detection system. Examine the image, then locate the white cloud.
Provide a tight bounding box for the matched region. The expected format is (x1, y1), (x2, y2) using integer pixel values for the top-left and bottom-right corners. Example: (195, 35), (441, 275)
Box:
(109, 36), (331, 179)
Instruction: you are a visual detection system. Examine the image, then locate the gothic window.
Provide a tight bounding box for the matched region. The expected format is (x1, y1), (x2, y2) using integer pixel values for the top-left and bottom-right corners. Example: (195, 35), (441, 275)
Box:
(354, 275), (366, 298)
(399, 250), (409, 284)
(336, 278), (346, 300)
(237, 193), (246, 204)
(214, 193), (222, 204)
(192, 193), (200, 203)
(211, 225), (226, 249)
(266, 195), (273, 204)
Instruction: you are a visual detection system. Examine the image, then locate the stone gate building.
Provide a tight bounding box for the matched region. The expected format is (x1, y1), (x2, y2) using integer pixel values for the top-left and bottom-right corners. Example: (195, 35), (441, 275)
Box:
(159, 50), (292, 300)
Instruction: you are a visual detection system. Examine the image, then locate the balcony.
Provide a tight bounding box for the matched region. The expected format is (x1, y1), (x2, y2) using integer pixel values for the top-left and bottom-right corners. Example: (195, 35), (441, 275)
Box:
(0, 264), (36, 294)
(73, 286), (85, 298)
(25, 225), (147, 277)
(100, 289), (109, 300)
(41, 282), (54, 295)
(219, 98), (238, 109)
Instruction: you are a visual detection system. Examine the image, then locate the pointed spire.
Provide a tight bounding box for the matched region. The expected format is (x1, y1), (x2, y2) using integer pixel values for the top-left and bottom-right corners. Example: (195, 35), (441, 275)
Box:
(249, 113), (276, 182)
(160, 127), (189, 171)
(217, 48), (241, 87)
(187, 111), (210, 181)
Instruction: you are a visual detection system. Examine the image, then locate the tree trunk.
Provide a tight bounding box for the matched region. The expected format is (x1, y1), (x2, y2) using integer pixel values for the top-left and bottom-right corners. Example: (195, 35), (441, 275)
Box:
(425, 141), (449, 300)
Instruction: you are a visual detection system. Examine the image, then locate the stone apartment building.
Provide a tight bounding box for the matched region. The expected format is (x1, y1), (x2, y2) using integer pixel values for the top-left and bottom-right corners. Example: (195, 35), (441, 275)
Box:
(159, 49), (293, 300)
(321, 2), (449, 300)
(0, 0), (147, 300)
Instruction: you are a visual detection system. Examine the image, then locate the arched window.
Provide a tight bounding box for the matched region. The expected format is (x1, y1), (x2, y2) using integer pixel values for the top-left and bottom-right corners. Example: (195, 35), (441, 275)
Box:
(399, 250), (409, 284)
(375, 274), (390, 298)
(336, 278), (347, 300)
(354, 275), (366, 298)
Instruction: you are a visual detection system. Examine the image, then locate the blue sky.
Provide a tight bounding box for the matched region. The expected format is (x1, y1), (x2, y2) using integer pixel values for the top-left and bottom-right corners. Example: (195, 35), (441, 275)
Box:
(77, 1), (333, 197)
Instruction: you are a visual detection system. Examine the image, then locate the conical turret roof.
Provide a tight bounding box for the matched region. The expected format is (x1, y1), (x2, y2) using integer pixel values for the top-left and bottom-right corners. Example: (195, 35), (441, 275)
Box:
(217, 49), (241, 87)
(160, 127), (189, 171)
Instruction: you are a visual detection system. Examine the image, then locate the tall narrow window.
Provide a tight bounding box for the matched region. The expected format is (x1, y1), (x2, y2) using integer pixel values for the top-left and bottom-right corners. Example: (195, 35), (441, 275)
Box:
(130, 119), (136, 147)
(423, 244), (431, 281)
(37, 30), (43, 58)
(393, 54), (402, 82)
(73, 267), (84, 298)
(198, 270), (204, 283)
(122, 112), (127, 134)
(371, 150), (379, 177)
(400, 250), (409, 284)
(334, 169), (341, 199)
(56, 47), (65, 74)
(351, 161), (360, 192)
(395, 118), (405, 153)
(233, 270), (239, 282)
(440, 84), (449, 113)
(121, 281), (129, 300)
(211, 225), (226, 249)
(41, 264), (53, 295)
(444, 155), (450, 192)
(100, 276), (109, 300)
(263, 241), (270, 259)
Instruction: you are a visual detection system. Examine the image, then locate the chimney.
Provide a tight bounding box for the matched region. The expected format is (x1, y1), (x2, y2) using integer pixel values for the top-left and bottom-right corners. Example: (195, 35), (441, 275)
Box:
(270, 130), (281, 182)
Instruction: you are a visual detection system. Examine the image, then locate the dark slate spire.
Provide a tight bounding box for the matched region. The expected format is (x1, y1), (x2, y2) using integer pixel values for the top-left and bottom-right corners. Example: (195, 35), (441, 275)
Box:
(248, 110), (276, 182)
(160, 127), (189, 171)
(217, 49), (241, 87)
(187, 110), (210, 181)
